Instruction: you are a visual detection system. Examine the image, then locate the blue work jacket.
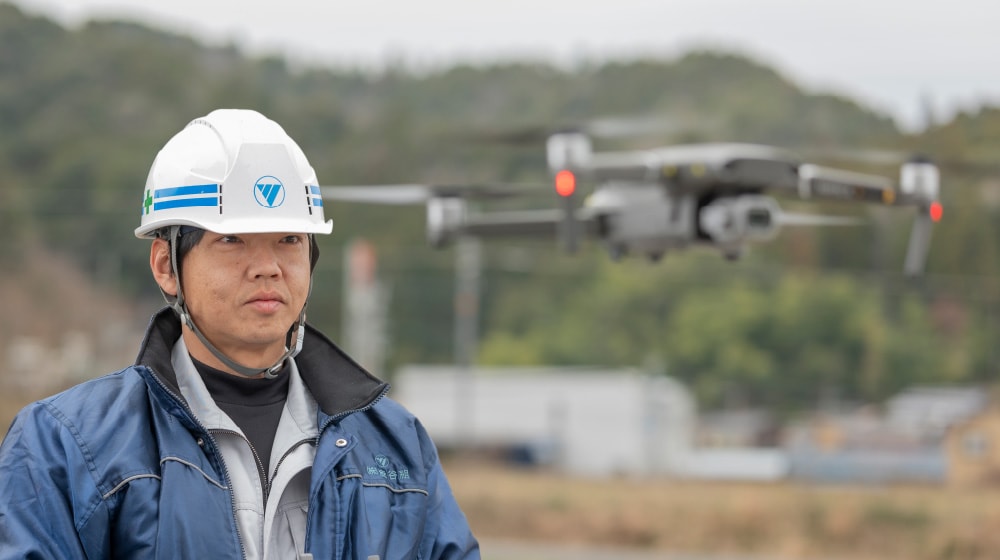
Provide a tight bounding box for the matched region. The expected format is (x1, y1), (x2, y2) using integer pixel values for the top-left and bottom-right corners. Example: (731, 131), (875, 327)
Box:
(0, 308), (479, 559)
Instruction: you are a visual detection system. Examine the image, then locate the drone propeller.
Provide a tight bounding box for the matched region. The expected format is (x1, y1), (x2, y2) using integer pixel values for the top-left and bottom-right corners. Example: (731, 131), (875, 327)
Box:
(776, 212), (863, 227)
(796, 146), (914, 167)
(581, 114), (718, 140)
(321, 184), (434, 205)
(453, 113), (713, 147)
(321, 183), (546, 205)
(798, 145), (1000, 176)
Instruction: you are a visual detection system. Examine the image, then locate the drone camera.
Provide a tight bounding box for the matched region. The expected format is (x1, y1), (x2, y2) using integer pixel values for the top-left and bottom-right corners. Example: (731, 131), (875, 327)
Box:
(747, 207), (773, 229)
(699, 195), (780, 246)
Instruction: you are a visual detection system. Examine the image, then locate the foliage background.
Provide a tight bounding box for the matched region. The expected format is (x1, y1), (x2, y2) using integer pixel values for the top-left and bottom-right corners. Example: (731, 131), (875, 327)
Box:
(3, 1), (1000, 415)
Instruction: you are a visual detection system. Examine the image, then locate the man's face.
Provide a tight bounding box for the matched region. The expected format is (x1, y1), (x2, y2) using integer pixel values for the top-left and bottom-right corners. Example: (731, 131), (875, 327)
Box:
(177, 231), (312, 370)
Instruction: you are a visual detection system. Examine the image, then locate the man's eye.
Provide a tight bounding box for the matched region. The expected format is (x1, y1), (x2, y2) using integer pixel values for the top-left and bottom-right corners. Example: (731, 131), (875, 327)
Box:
(283, 235), (304, 244)
(220, 236), (240, 244)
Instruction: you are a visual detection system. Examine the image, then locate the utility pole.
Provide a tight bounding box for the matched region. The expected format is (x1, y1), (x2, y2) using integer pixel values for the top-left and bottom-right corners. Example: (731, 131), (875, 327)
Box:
(453, 236), (481, 448)
(341, 238), (388, 375)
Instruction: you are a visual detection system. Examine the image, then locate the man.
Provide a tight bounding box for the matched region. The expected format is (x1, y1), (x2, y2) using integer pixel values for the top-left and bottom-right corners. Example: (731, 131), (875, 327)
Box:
(0, 109), (480, 559)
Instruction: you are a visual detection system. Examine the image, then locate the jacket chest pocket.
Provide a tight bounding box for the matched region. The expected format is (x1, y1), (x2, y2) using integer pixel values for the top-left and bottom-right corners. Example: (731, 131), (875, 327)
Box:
(337, 473), (430, 560)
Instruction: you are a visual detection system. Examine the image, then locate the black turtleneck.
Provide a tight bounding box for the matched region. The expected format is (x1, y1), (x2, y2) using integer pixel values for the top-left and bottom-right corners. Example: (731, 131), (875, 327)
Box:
(191, 357), (290, 480)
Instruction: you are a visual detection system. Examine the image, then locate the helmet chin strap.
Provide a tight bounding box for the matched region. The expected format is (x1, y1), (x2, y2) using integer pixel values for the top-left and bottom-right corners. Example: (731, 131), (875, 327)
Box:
(160, 225), (308, 379)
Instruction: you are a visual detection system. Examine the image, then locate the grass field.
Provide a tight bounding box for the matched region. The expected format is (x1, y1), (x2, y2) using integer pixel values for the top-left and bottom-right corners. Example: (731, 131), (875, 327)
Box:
(444, 458), (1000, 560)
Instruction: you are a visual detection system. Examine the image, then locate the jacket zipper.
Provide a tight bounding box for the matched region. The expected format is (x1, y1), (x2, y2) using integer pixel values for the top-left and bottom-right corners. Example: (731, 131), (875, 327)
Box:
(145, 367), (390, 559)
(209, 428), (270, 504)
(303, 385), (391, 554)
(144, 369), (249, 560)
(209, 429), (317, 508)
(317, 386), (391, 435)
(266, 439), (315, 501)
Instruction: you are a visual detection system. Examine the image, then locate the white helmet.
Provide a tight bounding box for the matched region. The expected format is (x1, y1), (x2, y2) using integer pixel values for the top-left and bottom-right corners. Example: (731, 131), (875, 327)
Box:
(135, 108), (333, 238)
(140, 109), (331, 379)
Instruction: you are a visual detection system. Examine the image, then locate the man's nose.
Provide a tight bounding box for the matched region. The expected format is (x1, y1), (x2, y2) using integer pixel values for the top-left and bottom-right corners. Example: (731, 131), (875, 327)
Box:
(247, 244), (282, 278)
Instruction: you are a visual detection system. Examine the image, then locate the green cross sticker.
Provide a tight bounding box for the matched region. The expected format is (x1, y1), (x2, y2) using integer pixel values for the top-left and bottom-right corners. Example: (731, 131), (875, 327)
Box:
(143, 189), (153, 215)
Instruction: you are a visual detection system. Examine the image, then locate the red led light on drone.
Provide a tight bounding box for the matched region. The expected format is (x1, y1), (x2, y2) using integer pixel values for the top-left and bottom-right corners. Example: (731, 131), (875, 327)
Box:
(929, 201), (943, 223)
(555, 170), (576, 197)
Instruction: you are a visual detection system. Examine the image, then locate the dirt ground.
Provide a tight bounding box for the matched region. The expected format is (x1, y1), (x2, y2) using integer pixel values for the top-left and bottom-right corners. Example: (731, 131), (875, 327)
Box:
(2, 393), (996, 560)
(444, 458), (1000, 560)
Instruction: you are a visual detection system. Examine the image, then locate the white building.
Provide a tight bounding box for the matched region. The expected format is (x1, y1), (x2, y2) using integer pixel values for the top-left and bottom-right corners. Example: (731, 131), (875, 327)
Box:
(392, 365), (696, 477)
(885, 386), (989, 442)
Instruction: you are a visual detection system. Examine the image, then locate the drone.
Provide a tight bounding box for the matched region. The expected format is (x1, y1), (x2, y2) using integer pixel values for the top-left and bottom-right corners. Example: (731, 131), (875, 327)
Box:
(322, 129), (943, 276)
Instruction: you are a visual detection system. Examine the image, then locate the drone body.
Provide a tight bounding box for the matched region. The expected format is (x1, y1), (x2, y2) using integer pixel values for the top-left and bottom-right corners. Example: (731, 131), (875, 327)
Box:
(323, 130), (942, 275)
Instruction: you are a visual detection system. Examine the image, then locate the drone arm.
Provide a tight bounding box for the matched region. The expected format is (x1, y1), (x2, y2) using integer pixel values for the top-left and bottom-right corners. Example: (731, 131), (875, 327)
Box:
(426, 205), (600, 249)
(320, 184), (432, 205)
(797, 162), (941, 276)
(796, 164), (895, 204)
(459, 208), (598, 239)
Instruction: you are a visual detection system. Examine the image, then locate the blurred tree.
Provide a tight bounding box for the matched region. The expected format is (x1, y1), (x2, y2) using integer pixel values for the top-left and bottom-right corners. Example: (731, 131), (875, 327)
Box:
(3, 2), (1000, 411)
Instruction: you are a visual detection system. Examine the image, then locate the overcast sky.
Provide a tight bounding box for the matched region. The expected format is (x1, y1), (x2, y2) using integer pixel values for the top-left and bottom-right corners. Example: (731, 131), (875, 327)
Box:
(11, 0), (1000, 131)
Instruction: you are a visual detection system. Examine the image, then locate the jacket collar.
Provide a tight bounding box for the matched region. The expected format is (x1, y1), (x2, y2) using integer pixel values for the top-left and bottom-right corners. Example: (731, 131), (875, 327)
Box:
(134, 307), (389, 418)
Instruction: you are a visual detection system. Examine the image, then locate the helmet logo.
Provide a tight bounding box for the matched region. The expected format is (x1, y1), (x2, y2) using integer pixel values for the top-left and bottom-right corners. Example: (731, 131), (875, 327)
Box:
(254, 176), (286, 208)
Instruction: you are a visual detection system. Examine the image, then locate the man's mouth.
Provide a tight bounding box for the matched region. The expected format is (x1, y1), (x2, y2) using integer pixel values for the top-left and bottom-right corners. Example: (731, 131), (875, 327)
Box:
(247, 293), (284, 313)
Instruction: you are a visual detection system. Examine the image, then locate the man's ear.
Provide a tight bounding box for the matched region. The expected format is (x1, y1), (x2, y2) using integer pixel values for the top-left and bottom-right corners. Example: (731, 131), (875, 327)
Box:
(150, 238), (178, 297)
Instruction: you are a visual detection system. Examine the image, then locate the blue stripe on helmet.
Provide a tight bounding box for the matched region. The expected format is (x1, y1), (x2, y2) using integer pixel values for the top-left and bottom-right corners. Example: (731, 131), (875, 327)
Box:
(154, 197), (219, 210)
(155, 184), (220, 199)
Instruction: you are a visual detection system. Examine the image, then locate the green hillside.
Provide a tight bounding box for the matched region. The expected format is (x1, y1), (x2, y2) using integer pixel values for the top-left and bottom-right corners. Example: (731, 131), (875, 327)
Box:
(3, 1), (999, 411)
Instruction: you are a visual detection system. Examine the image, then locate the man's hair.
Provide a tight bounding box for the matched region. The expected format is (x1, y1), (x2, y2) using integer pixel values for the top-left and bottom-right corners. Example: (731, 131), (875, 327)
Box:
(155, 227), (319, 276)
(155, 227), (204, 280)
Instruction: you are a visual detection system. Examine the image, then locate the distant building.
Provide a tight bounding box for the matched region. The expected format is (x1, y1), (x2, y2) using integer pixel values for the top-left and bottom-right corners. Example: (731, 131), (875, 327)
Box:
(782, 386), (992, 485)
(393, 365), (790, 481)
(784, 407), (922, 453)
(885, 386), (989, 443)
(696, 409), (781, 448)
(945, 408), (1000, 486)
(392, 367), (991, 484)
(684, 408), (788, 481)
(392, 365), (695, 477)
